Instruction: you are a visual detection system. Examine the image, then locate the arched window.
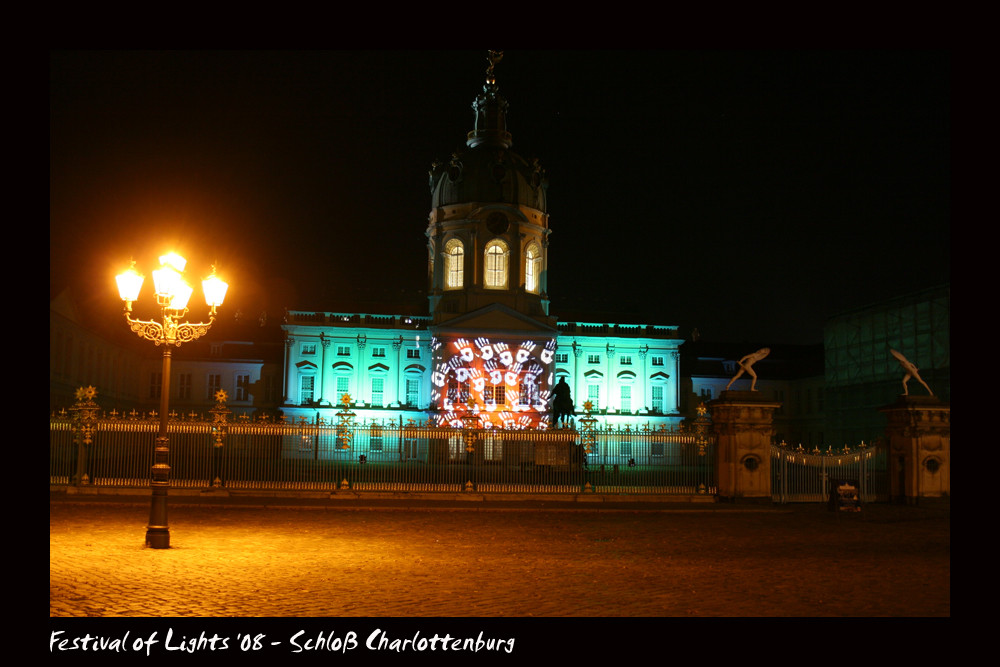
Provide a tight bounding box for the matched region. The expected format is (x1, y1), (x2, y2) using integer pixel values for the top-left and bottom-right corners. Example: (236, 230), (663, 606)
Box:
(484, 239), (509, 289)
(524, 242), (541, 293)
(444, 238), (464, 289)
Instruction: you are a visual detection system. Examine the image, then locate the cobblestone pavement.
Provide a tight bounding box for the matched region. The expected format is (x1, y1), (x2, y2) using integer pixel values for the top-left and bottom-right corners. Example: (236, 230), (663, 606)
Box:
(50, 496), (949, 618)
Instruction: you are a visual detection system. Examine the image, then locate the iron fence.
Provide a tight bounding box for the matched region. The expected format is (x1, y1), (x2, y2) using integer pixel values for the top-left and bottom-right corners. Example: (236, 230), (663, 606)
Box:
(770, 441), (889, 503)
(50, 409), (716, 496)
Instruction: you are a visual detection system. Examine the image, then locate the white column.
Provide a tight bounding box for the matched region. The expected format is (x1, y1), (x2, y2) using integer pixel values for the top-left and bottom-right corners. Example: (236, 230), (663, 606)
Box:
(283, 336), (294, 403)
(319, 334), (330, 404)
(355, 334), (366, 405)
(392, 335), (403, 406)
(671, 350), (681, 412)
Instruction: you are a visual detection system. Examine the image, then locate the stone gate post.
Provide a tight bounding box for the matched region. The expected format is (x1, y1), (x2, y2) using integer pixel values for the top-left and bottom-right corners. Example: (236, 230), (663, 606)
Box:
(709, 391), (782, 502)
(878, 396), (950, 505)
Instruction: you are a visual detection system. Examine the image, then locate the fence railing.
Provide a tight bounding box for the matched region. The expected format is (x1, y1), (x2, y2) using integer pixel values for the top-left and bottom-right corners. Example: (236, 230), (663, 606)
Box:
(770, 441), (888, 503)
(53, 392), (896, 502)
(51, 403), (717, 496)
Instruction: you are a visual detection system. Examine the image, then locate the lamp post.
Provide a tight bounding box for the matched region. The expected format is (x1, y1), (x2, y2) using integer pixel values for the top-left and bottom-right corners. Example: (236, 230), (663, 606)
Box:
(116, 252), (229, 548)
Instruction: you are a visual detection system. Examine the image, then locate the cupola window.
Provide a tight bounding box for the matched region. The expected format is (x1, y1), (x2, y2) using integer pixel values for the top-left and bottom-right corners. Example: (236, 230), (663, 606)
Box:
(444, 238), (464, 289)
(524, 242), (541, 293)
(484, 239), (509, 289)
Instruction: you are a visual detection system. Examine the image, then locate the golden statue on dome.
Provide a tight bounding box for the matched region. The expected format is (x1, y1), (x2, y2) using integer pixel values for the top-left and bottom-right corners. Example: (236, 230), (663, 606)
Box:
(486, 50), (503, 84)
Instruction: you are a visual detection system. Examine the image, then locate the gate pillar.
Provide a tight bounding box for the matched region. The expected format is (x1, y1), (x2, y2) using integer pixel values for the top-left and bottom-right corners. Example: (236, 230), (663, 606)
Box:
(879, 396), (950, 505)
(709, 391), (782, 502)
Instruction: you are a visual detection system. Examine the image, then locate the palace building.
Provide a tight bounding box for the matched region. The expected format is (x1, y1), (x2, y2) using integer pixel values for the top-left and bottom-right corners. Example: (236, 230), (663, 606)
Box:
(279, 56), (684, 430)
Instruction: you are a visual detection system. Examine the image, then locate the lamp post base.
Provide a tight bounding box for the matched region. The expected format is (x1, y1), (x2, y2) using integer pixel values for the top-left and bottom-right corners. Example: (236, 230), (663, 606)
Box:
(145, 525), (170, 549)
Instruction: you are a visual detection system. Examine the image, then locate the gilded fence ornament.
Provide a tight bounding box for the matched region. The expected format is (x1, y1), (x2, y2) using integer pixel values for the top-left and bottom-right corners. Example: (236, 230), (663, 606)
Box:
(75, 385), (97, 402)
(462, 396), (479, 453)
(578, 399), (598, 454)
(890, 348), (934, 396)
(209, 389), (230, 487)
(336, 393), (357, 449)
(70, 386), (100, 485)
(693, 402), (711, 457)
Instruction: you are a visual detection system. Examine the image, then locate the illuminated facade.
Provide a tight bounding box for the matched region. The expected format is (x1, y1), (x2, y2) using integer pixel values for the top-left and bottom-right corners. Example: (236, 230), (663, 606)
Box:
(281, 57), (684, 429)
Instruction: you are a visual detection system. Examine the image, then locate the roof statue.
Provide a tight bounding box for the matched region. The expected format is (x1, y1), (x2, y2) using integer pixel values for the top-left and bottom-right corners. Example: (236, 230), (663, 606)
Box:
(890, 349), (934, 396)
(725, 347), (770, 392)
(486, 50), (503, 84)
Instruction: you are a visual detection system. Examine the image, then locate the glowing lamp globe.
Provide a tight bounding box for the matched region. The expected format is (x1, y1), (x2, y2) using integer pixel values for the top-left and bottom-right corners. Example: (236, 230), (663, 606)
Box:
(159, 252), (187, 272)
(116, 267), (144, 302)
(167, 280), (194, 310)
(152, 265), (183, 298)
(202, 272), (229, 307)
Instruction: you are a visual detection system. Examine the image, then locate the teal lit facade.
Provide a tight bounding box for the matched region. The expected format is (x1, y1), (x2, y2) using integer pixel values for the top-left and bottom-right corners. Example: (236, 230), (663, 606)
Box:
(280, 313), (683, 429)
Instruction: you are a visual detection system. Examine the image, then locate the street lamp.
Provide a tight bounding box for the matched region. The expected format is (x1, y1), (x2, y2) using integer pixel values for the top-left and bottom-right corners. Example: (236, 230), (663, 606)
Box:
(116, 253), (229, 548)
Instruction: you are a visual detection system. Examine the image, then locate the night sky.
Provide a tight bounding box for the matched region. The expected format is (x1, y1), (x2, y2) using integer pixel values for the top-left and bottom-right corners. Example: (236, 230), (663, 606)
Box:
(50, 50), (949, 345)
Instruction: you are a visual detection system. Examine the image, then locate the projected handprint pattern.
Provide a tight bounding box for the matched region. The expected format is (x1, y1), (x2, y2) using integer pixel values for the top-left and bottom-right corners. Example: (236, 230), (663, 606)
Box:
(430, 336), (558, 429)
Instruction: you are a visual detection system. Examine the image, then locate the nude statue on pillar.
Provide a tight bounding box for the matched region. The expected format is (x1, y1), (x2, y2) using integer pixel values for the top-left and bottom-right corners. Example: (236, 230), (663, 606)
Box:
(890, 348), (934, 396)
(725, 348), (770, 391)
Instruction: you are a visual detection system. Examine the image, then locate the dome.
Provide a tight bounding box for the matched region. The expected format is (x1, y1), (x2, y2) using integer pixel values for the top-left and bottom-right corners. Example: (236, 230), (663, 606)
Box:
(430, 145), (547, 212)
(429, 67), (548, 212)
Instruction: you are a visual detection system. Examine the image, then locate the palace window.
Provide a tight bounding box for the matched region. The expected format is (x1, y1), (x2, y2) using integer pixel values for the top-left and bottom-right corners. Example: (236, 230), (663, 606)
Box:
(651, 385), (664, 413)
(620, 433), (632, 457)
(447, 377), (470, 405)
(371, 378), (384, 407)
(301, 343), (317, 356)
(588, 384), (600, 410)
(484, 385), (506, 406)
(448, 433), (465, 460)
(406, 348), (420, 359)
(178, 373), (192, 400)
(620, 356), (632, 366)
(483, 431), (503, 461)
(405, 378), (420, 406)
(620, 385), (632, 413)
(403, 438), (419, 460)
(651, 356), (664, 367)
(518, 379), (538, 406)
(150, 372), (162, 400)
(337, 345), (351, 356)
(444, 238), (464, 289)
(484, 239), (509, 289)
(524, 242), (541, 293)
(372, 347), (386, 358)
(555, 352), (568, 364)
(336, 376), (351, 401)
(235, 374), (250, 401)
(300, 375), (315, 405)
(587, 354), (600, 364)
(208, 374), (222, 400)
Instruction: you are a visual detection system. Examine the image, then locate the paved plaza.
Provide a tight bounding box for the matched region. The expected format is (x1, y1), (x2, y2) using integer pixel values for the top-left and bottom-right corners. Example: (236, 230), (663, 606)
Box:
(50, 492), (949, 621)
